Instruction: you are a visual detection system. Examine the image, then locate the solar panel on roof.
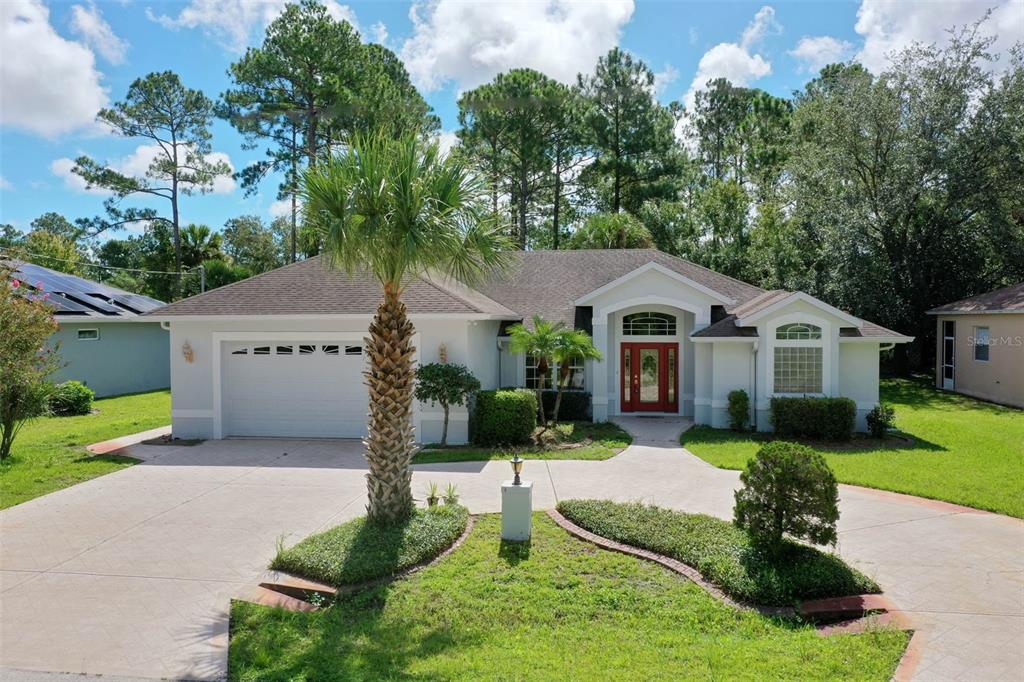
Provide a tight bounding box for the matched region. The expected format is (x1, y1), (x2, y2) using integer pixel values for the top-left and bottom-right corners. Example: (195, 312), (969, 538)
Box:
(12, 262), (166, 318)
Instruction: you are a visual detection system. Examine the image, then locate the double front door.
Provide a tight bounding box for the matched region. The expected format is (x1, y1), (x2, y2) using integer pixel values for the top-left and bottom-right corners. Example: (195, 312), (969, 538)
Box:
(621, 342), (678, 413)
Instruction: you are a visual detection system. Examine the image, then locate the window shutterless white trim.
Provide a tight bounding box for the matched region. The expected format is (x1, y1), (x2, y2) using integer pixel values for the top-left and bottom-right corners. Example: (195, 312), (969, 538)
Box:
(942, 320), (955, 390)
(973, 326), (990, 362)
(76, 328), (100, 341)
(210, 331), (421, 440)
(574, 261), (735, 306)
(766, 313), (831, 397)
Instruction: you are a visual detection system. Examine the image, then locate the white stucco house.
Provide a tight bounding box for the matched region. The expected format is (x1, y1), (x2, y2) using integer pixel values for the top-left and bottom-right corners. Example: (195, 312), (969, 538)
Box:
(146, 249), (912, 444)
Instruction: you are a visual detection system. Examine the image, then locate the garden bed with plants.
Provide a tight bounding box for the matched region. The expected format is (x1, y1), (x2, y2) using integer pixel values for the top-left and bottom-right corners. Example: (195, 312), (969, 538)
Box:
(414, 420), (631, 464)
(556, 499), (878, 607)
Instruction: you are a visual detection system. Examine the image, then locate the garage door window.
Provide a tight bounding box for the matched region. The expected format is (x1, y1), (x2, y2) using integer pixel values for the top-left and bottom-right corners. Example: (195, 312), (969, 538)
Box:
(253, 346), (270, 355)
(322, 345), (340, 355)
(299, 345), (315, 355)
(345, 345), (362, 356)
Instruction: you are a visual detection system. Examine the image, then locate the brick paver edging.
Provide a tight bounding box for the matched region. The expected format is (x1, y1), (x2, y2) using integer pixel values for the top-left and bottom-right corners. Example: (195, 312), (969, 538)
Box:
(253, 512), (477, 609)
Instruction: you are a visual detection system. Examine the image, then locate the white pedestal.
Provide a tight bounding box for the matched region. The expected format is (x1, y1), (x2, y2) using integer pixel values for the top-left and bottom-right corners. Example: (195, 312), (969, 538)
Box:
(501, 480), (533, 541)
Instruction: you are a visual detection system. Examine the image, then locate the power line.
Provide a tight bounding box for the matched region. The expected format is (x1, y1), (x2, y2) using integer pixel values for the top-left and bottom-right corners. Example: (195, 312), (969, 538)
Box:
(0, 248), (199, 276)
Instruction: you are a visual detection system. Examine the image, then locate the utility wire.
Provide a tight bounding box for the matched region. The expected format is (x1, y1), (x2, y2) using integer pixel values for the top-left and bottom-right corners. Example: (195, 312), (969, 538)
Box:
(0, 248), (199, 276)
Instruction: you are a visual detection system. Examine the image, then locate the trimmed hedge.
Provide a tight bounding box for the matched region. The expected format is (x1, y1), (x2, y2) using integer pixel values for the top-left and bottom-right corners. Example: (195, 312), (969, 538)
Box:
(558, 499), (878, 606)
(500, 388), (592, 421)
(472, 389), (537, 445)
(770, 397), (856, 441)
(271, 505), (469, 587)
(727, 389), (749, 431)
(49, 381), (95, 416)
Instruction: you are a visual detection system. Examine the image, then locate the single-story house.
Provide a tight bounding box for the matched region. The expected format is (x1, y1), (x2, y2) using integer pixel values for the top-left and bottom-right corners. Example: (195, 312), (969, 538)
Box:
(147, 249), (913, 443)
(10, 262), (170, 397)
(927, 283), (1023, 408)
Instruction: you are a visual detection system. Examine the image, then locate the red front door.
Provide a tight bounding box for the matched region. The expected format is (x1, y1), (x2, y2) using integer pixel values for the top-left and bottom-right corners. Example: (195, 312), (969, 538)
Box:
(621, 342), (678, 413)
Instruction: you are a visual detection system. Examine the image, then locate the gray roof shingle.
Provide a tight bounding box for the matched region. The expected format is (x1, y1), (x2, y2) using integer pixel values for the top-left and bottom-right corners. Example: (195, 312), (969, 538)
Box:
(927, 283), (1024, 314)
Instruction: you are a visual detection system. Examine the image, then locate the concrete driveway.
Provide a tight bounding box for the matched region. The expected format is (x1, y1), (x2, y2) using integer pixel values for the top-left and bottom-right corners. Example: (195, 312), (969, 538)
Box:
(1, 419), (1022, 681)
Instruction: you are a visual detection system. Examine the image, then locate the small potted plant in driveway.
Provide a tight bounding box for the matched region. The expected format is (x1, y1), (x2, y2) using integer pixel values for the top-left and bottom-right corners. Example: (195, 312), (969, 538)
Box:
(443, 483), (460, 506)
(425, 482), (441, 507)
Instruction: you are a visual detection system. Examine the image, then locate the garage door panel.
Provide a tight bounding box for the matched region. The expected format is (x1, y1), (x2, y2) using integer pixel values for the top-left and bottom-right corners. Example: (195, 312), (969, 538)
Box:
(222, 341), (369, 438)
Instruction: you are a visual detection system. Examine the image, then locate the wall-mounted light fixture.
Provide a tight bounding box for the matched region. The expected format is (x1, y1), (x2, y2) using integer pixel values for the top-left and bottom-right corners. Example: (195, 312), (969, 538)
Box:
(182, 341), (194, 364)
(438, 342), (448, 364)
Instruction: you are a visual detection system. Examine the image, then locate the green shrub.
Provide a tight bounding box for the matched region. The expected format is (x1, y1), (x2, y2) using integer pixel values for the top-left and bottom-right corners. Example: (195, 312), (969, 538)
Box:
(49, 381), (95, 416)
(271, 504), (468, 587)
(558, 499), (876, 606)
(734, 442), (839, 554)
(770, 396), (856, 441)
(414, 363), (480, 446)
(541, 390), (590, 421)
(866, 403), (896, 438)
(727, 389), (750, 431)
(472, 389), (537, 445)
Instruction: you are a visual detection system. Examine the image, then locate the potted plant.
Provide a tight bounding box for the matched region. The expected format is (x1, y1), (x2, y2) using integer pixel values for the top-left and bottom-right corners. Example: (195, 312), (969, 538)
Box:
(443, 483), (460, 506)
(425, 481), (440, 507)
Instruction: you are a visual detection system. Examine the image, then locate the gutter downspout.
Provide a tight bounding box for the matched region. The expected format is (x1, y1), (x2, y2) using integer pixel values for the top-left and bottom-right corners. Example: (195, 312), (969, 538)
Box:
(751, 339), (759, 430)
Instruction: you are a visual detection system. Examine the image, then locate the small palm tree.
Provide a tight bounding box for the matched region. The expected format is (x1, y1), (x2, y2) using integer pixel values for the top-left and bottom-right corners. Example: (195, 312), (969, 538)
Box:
(551, 329), (602, 423)
(303, 132), (510, 525)
(508, 315), (565, 427)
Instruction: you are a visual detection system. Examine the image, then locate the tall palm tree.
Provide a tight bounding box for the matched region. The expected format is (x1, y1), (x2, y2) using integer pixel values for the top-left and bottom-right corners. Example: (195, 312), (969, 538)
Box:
(508, 315), (565, 427)
(180, 224), (224, 268)
(303, 132), (510, 524)
(551, 329), (601, 423)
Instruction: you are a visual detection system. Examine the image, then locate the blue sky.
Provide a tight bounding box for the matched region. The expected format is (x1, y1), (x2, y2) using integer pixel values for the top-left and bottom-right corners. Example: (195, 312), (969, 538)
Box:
(1, 0), (1019, 240)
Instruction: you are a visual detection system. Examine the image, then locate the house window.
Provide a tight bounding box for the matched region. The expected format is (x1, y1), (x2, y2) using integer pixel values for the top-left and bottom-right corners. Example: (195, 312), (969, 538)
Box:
(623, 312), (676, 336)
(776, 323), (822, 340)
(77, 328), (99, 341)
(973, 327), (990, 361)
(525, 354), (585, 390)
(773, 321), (824, 394)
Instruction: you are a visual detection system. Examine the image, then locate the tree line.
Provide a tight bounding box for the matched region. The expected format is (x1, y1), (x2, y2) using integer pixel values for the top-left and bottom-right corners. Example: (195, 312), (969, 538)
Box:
(2, 2), (1020, 370)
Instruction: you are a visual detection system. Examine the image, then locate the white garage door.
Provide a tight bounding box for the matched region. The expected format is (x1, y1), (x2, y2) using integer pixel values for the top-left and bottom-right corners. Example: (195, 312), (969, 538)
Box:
(222, 341), (368, 438)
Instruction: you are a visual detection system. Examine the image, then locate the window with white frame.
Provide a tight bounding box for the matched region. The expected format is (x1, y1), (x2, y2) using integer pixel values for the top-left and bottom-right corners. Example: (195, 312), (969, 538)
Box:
(973, 327), (990, 361)
(77, 328), (99, 341)
(773, 323), (823, 394)
(525, 354), (585, 390)
(622, 311), (676, 335)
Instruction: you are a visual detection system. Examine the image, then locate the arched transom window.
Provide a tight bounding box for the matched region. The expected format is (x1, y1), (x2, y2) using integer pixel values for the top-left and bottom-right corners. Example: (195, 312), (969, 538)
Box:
(773, 322), (823, 394)
(623, 311), (676, 336)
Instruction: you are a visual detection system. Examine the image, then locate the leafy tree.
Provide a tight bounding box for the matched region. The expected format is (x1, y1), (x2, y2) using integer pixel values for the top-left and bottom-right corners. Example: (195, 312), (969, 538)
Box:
(508, 315), (565, 427)
(1, 270), (60, 460)
(746, 203), (815, 291)
(180, 224), (224, 268)
(690, 78), (756, 182)
(29, 212), (85, 243)
(72, 71), (230, 274)
(303, 132), (510, 524)
(636, 198), (699, 254)
(551, 329), (601, 423)
(579, 48), (680, 213)
(734, 441), (839, 554)
(17, 231), (87, 275)
(200, 258), (251, 290)
(789, 28), (1024, 368)
(695, 179), (750, 280)
(568, 212), (654, 249)
(222, 215), (283, 273)
(414, 363), (481, 446)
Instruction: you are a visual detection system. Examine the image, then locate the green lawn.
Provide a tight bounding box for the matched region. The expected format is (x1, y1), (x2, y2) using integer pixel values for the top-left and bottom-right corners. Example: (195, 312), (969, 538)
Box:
(413, 421), (631, 464)
(230, 514), (908, 681)
(0, 389), (170, 510)
(682, 379), (1024, 518)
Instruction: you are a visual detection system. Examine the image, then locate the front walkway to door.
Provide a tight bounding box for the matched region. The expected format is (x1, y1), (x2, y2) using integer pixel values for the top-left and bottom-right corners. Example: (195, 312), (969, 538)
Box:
(1, 424), (1021, 681)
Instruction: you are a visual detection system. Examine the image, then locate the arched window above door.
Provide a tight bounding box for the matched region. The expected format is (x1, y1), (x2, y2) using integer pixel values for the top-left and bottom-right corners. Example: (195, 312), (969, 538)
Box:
(622, 311), (677, 335)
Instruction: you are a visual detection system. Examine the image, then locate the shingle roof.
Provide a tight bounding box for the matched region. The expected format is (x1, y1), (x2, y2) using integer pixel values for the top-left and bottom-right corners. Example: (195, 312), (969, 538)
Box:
(7, 261), (164, 318)
(475, 249), (765, 328)
(691, 314), (910, 339)
(730, 289), (790, 319)
(148, 256), (517, 317)
(927, 283), (1024, 314)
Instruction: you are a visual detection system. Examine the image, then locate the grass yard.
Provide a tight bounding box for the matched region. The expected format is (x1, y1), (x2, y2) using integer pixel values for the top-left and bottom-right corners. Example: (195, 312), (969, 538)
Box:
(682, 379), (1024, 518)
(230, 513), (908, 681)
(413, 421), (631, 464)
(0, 389), (170, 510)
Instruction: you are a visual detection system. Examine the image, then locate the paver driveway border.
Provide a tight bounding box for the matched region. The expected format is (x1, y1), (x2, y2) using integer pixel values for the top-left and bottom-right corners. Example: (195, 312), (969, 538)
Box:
(1, 418), (1022, 681)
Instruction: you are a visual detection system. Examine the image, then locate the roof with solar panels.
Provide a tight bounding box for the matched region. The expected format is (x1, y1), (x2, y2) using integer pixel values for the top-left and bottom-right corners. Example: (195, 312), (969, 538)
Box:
(6, 261), (165, 319)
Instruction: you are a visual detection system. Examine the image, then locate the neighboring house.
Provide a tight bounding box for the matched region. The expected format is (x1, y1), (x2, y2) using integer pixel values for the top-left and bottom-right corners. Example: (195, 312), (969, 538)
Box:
(927, 283), (1024, 409)
(9, 262), (170, 397)
(147, 249), (912, 444)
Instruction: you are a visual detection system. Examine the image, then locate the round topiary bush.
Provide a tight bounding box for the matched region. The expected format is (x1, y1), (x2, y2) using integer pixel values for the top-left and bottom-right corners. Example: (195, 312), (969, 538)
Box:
(471, 389), (537, 445)
(733, 441), (839, 554)
(49, 381), (95, 416)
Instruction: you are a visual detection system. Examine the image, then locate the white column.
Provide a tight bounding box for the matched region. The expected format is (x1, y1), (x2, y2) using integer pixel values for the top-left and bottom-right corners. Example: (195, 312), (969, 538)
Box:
(591, 320), (609, 421)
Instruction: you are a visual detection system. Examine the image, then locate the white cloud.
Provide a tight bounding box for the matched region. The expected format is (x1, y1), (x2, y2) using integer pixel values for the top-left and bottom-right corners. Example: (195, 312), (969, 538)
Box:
(855, 0), (1022, 74)
(682, 6), (779, 109)
(52, 144), (236, 196)
(400, 0), (635, 92)
(70, 1), (128, 64)
(269, 197), (297, 219)
(0, 175), (13, 191)
(0, 0), (108, 137)
(435, 130), (460, 157)
(371, 21), (388, 45)
(653, 64), (679, 95)
(148, 0), (359, 52)
(789, 35), (854, 73)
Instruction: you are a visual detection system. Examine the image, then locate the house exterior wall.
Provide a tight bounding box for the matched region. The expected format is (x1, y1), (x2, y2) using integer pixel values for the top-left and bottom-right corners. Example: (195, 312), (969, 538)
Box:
(167, 316), (490, 444)
(51, 321), (169, 398)
(933, 314), (1024, 408)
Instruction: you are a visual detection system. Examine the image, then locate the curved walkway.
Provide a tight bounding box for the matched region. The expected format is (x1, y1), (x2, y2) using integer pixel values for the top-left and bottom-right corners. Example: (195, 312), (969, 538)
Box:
(1, 421), (1021, 681)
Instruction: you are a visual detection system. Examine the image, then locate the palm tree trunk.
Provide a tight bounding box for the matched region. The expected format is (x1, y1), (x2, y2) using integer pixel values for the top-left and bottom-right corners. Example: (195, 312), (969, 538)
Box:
(552, 364), (567, 424)
(363, 284), (416, 524)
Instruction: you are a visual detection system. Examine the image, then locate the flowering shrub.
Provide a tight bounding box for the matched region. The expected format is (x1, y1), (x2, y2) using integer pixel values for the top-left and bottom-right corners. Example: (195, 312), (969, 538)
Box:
(1, 269), (61, 460)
